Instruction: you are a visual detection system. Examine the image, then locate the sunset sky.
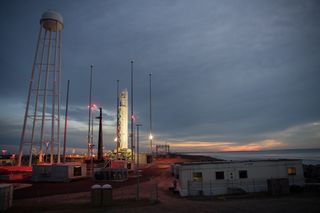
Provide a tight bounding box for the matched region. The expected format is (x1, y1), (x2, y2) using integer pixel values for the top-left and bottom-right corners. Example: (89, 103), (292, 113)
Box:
(1, 0), (320, 154)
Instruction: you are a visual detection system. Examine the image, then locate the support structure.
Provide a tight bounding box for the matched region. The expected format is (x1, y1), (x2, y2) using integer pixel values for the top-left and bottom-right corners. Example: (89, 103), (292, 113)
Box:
(96, 107), (103, 161)
(18, 10), (64, 166)
(155, 144), (170, 156)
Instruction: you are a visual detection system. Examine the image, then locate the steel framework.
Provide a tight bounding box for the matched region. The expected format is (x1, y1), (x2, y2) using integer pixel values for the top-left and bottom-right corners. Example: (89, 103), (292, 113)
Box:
(18, 10), (64, 166)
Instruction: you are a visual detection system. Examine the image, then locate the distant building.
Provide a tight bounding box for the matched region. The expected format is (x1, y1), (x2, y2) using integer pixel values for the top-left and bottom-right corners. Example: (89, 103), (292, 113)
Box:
(155, 144), (170, 156)
(172, 159), (304, 196)
(0, 155), (15, 166)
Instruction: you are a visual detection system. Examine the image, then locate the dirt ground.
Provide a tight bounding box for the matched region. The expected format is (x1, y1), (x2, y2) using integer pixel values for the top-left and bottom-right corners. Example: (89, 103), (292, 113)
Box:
(6, 156), (320, 213)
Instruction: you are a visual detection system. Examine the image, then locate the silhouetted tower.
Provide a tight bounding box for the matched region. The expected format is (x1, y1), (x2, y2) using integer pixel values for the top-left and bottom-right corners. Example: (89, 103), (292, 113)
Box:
(18, 10), (64, 166)
(96, 107), (103, 161)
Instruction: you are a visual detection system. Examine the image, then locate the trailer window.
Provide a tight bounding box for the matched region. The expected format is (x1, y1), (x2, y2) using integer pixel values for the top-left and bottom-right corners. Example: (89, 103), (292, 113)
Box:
(192, 172), (203, 181)
(74, 166), (82, 176)
(239, 170), (248, 179)
(287, 167), (296, 176)
(215, 171), (224, 180)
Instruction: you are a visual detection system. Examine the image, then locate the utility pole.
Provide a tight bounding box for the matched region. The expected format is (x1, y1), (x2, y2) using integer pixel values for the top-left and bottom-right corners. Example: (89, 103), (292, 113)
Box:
(136, 123), (141, 200)
(149, 73), (153, 154)
(87, 65), (93, 157)
(130, 60), (135, 163)
(116, 80), (120, 159)
(62, 80), (70, 163)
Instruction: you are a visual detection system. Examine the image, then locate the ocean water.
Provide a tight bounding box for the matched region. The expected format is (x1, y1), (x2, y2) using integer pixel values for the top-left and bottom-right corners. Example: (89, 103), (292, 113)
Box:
(185, 148), (320, 165)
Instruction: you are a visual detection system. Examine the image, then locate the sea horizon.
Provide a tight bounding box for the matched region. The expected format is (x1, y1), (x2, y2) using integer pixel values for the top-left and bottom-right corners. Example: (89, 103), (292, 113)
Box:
(175, 148), (320, 165)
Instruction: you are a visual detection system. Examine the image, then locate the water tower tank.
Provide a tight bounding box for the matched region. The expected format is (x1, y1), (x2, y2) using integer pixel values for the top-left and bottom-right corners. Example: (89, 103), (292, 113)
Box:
(40, 10), (64, 32)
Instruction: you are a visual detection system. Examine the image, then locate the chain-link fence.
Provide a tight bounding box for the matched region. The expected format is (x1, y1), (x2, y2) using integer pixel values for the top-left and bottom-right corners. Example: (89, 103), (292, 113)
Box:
(113, 180), (159, 202)
(186, 177), (305, 196)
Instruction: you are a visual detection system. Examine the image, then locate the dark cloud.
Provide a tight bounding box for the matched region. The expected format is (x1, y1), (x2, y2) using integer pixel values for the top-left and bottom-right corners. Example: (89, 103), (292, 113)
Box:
(1, 0), (320, 152)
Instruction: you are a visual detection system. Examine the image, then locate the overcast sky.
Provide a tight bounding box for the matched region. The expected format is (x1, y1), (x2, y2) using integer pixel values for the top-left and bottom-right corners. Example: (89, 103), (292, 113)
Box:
(1, 0), (320, 154)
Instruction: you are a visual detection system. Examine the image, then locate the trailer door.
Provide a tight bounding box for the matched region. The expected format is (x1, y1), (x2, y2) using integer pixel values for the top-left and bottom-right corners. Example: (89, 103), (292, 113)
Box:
(227, 169), (236, 185)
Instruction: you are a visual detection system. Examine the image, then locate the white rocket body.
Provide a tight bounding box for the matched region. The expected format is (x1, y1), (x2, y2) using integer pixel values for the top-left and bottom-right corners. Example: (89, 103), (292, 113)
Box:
(119, 90), (128, 149)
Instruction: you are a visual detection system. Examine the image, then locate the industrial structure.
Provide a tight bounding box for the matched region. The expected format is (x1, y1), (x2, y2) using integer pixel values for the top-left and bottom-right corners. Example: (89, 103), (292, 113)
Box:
(18, 10), (64, 166)
(172, 159), (305, 197)
(155, 144), (170, 156)
(96, 107), (104, 161)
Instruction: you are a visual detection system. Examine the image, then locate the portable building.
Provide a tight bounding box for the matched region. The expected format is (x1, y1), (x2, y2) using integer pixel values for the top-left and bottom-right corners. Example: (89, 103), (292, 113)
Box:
(172, 159), (304, 196)
(32, 163), (87, 182)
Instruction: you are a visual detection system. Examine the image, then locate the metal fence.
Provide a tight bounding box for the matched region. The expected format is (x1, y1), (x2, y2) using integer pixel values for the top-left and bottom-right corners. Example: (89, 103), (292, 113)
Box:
(186, 177), (305, 196)
(112, 180), (159, 202)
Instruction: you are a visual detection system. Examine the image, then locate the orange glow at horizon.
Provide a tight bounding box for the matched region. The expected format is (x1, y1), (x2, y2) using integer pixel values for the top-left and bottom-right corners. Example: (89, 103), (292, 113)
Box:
(169, 141), (234, 151)
(221, 145), (261, 152)
(168, 139), (286, 152)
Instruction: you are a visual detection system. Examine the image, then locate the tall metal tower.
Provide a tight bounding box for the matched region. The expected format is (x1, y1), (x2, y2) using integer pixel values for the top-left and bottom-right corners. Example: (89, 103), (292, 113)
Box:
(87, 65), (94, 157)
(18, 10), (64, 166)
(148, 73), (153, 154)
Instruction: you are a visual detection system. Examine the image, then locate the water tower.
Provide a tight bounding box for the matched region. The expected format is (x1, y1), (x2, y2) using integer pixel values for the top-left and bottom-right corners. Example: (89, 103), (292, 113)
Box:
(18, 10), (64, 166)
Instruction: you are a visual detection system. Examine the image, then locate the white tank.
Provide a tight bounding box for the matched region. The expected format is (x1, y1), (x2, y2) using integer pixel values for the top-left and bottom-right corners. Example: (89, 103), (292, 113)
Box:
(40, 10), (64, 31)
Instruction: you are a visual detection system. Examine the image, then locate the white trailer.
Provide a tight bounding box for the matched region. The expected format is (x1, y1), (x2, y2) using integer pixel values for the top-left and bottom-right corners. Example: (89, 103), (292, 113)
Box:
(32, 163), (87, 182)
(172, 159), (304, 196)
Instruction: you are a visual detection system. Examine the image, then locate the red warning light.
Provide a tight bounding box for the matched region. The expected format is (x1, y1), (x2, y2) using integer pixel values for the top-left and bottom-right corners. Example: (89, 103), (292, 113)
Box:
(131, 115), (136, 122)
